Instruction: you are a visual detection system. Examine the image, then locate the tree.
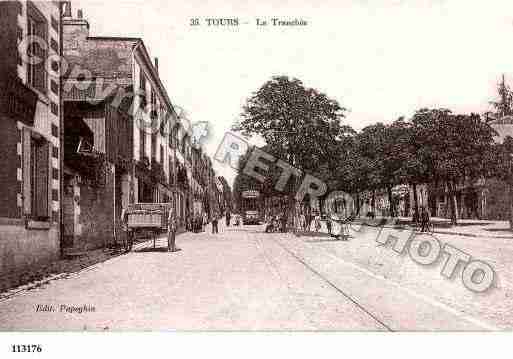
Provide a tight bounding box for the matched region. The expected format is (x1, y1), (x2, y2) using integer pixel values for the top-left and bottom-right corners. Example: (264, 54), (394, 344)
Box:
(234, 76), (348, 213)
(410, 109), (497, 225)
(487, 74), (513, 121)
(487, 75), (513, 228)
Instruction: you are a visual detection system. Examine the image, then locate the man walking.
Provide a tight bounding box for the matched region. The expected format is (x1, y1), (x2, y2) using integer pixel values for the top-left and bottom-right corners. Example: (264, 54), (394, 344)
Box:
(167, 208), (177, 252)
(420, 206), (430, 232)
(212, 213), (219, 234)
(326, 217), (332, 236)
(226, 211), (231, 227)
(202, 212), (208, 232)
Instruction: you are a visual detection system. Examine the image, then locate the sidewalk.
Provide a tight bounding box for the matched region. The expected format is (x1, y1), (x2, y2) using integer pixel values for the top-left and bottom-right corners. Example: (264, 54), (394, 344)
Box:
(0, 229), (189, 300)
(397, 217), (513, 239)
(0, 247), (123, 301)
(321, 217), (513, 239)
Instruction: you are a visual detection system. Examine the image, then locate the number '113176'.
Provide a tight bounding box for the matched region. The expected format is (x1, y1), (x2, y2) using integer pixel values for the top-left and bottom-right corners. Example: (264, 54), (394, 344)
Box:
(11, 344), (42, 353)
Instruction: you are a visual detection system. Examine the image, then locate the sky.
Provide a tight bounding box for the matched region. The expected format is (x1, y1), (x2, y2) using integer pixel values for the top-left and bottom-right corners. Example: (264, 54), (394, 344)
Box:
(74, 0), (513, 185)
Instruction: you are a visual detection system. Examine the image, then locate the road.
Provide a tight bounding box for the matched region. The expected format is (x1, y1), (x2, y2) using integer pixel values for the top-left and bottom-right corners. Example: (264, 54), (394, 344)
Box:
(0, 221), (510, 331)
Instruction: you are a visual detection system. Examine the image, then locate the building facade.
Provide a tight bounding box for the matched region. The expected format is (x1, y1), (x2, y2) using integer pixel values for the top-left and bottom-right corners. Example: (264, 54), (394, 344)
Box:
(61, 4), (187, 249)
(0, 1), (62, 275)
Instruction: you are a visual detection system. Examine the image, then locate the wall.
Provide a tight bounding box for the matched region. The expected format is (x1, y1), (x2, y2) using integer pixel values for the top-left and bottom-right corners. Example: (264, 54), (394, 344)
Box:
(77, 164), (115, 250)
(0, 1), (61, 277)
(0, 225), (59, 275)
(0, 116), (21, 218)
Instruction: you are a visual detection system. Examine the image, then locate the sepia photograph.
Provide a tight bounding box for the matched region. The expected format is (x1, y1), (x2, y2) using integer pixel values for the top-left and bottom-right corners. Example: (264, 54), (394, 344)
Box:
(1, 0), (513, 355)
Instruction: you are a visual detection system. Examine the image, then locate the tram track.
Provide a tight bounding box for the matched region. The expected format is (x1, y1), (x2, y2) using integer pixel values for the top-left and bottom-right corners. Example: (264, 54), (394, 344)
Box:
(267, 235), (394, 331)
(270, 232), (499, 331)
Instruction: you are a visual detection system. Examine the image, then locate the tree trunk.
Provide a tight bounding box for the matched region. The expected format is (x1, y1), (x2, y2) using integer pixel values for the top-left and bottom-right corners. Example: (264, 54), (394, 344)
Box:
(448, 181), (458, 226)
(387, 185), (394, 217)
(356, 192), (361, 217)
(509, 181), (513, 230)
(412, 183), (419, 223)
(371, 190), (376, 214)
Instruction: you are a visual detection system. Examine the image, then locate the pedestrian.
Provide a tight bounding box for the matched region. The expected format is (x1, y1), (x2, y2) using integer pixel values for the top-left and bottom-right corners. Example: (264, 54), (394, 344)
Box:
(299, 212), (306, 233)
(193, 214), (198, 233)
(226, 211), (231, 227)
(265, 216), (274, 233)
(293, 212), (300, 234)
(280, 212), (287, 233)
(420, 206), (430, 232)
(306, 211), (312, 232)
(186, 216), (191, 232)
(167, 208), (177, 252)
(314, 212), (321, 232)
(326, 217), (332, 235)
(212, 213), (219, 234)
(203, 212), (208, 232)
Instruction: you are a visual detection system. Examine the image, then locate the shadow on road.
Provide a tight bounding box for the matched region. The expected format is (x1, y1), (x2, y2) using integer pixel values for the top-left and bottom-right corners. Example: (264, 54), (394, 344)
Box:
(133, 247), (182, 253)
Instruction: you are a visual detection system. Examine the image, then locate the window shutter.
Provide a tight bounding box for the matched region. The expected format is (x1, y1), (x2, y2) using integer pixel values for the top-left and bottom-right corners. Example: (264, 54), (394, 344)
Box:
(35, 140), (49, 218)
(47, 142), (53, 220)
(22, 127), (32, 216)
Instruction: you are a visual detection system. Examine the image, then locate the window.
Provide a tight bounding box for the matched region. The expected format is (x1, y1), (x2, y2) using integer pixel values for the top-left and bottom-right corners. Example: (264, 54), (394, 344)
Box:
(150, 90), (156, 108)
(151, 132), (157, 161)
(160, 145), (164, 164)
(27, 2), (48, 94)
(139, 70), (146, 91)
(50, 38), (58, 53)
(139, 70), (147, 112)
(51, 122), (58, 136)
(51, 60), (59, 73)
(50, 80), (58, 95)
(176, 132), (182, 152)
(51, 16), (59, 33)
(22, 128), (51, 221)
(169, 158), (174, 184)
(51, 102), (59, 116)
(140, 128), (146, 162)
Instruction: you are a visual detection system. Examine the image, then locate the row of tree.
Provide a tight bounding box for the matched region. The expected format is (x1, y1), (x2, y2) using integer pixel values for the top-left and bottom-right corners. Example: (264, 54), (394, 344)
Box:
(233, 75), (513, 226)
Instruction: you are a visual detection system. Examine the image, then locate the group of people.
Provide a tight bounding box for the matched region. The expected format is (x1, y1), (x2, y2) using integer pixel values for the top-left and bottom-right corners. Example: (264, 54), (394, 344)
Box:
(263, 209), (354, 240)
(184, 210), (245, 234)
(185, 212), (221, 234)
(186, 212), (209, 233)
(264, 213), (288, 233)
(265, 211), (326, 234)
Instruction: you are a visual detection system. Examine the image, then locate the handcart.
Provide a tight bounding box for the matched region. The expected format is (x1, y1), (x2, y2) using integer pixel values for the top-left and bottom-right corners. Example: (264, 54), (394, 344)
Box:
(123, 203), (173, 252)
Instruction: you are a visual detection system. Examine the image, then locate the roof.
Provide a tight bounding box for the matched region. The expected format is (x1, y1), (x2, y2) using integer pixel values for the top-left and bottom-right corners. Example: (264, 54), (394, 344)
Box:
(64, 36), (140, 80)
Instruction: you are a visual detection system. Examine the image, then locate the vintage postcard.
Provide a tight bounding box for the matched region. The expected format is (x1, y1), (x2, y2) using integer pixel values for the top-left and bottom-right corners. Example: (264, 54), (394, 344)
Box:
(1, 1), (513, 351)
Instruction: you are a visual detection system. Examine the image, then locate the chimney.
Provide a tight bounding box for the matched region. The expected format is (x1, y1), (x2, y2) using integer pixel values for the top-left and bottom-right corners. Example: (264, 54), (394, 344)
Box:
(62, 7), (90, 41)
(154, 57), (159, 74)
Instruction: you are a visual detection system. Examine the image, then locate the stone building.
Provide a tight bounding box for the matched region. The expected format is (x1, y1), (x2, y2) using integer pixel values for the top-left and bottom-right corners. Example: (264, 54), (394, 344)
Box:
(0, 1), (63, 275)
(61, 4), (187, 249)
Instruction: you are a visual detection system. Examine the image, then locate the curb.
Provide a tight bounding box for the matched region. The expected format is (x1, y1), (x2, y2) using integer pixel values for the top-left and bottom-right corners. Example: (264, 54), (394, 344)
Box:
(431, 230), (513, 239)
(351, 222), (513, 240)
